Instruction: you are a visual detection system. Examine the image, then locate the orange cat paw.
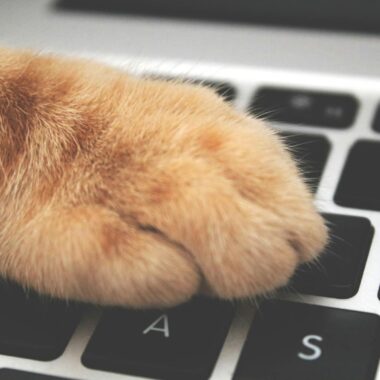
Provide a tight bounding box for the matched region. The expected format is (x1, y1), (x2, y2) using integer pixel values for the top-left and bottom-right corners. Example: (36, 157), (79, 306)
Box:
(0, 49), (328, 306)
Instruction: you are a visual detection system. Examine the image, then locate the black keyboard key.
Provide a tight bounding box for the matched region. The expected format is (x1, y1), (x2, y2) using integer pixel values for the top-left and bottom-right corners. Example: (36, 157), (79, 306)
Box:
(280, 132), (330, 191)
(0, 281), (80, 361)
(0, 369), (75, 380)
(82, 297), (234, 380)
(146, 73), (236, 102)
(251, 87), (358, 128)
(56, 0), (380, 35)
(191, 79), (236, 102)
(233, 301), (380, 380)
(290, 213), (373, 298)
(335, 140), (380, 211)
(373, 104), (380, 133)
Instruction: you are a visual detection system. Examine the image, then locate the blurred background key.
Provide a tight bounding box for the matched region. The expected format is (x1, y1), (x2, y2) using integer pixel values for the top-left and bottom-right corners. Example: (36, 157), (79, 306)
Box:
(0, 369), (77, 380)
(335, 140), (380, 211)
(0, 280), (81, 361)
(289, 213), (374, 299)
(280, 132), (330, 192)
(251, 87), (358, 128)
(373, 104), (380, 133)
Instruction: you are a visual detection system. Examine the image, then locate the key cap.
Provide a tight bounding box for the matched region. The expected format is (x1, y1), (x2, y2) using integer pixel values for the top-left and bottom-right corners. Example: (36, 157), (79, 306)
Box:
(335, 140), (380, 211)
(289, 213), (373, 298)
(233, 301), (380, 380)
(0, 280), (80, 361)
(191, 79), (236, 102)
(146, 73), (236, 102)
(250, 87), (358, 128)
(0, 369), (75, 380)
(82, 297), (234, 380)
(280, 132), (330, 191)
(56, 0), (380, 34)
(373, 104), (380, 133)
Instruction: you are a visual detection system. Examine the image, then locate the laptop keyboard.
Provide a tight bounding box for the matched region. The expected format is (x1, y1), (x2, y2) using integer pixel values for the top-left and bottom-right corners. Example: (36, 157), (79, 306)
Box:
(1, 64), (379, 379)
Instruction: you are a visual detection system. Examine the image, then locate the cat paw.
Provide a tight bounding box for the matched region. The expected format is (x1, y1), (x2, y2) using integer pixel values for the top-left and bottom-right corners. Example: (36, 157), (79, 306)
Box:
(101, 80), (328, 302)
(0, 52), (328, 306)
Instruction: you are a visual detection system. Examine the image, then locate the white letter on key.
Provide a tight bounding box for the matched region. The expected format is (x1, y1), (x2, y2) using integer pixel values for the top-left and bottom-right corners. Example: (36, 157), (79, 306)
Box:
(297, 335), (323, 361)
(143, 314), (170, 338)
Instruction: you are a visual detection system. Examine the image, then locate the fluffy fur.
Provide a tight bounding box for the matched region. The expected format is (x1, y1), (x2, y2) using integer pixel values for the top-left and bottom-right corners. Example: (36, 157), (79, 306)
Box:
(0, 47), (327, 308)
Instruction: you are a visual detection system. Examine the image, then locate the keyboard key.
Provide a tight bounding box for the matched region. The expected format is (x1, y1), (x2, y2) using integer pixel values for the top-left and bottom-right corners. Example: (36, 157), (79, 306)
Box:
(82, 297), (234, 380)
(191, 79), (236, 102)
(56, 0), (380, 34)
(335, 140), (380, 211)
(251, 87), (358, 128)
(233, 301), (380, 380)
(147, 73), (236, 102)
(0, 280), (80, 361)
(280, 132), (330, 191)
(289, 213), (373, 298)
(373, 104), (380, 133)
(0, 369), (75, 380)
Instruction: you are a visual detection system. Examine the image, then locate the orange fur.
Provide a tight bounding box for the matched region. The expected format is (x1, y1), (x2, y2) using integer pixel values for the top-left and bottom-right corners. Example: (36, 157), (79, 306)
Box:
(0, 47), (327, 308)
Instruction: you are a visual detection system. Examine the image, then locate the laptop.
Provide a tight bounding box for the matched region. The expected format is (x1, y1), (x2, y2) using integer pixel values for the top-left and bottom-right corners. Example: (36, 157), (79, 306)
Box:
(0, 0), (380, 379)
